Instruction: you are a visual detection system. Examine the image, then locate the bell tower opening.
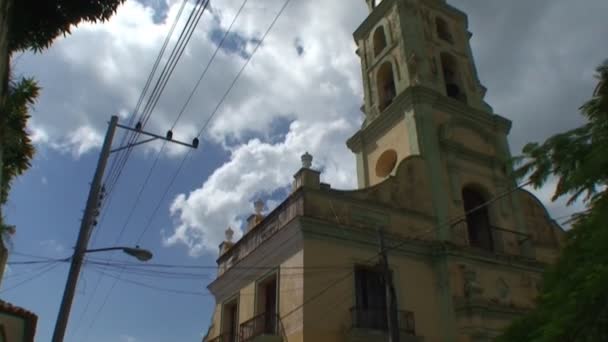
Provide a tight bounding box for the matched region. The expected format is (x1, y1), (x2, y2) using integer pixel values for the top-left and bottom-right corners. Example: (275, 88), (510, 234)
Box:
(440, 52), (467, 104)
(436, 16), (453, 43)
(462, 186), (494, 251)
(377, 61), (396, 111)
(373, 26), (388, 56)
(348, 0), (498, 190)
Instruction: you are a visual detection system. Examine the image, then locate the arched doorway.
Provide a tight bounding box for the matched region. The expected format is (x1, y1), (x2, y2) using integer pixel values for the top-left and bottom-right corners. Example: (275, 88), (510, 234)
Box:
(462, 186), (494, 251)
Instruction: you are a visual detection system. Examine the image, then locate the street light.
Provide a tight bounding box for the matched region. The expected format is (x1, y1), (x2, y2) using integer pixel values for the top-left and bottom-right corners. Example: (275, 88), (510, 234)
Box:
(85, 246), (153, 262)
(52, 244), (153, 342)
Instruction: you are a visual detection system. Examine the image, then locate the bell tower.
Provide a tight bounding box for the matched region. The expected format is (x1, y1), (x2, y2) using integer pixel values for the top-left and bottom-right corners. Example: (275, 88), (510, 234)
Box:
(347, 0), (528, 247)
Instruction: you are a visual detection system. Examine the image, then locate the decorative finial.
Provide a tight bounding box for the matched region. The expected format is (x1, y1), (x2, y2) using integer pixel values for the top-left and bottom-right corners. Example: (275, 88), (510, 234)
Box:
(225, 226), (234, 242)
(254, 199), (264, 215)
(301, 152), (313, 169)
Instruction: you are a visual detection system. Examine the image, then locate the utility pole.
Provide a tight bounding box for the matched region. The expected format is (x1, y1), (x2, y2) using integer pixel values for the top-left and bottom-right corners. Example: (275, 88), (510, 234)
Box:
(377, 227), (400, 342)
(51, 116), (118, 342)
(51, 115), (198, 342)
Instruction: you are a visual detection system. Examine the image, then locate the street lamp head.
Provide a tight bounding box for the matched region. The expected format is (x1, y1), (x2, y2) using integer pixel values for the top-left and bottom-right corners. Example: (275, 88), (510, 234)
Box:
(122, 247), (153, 262)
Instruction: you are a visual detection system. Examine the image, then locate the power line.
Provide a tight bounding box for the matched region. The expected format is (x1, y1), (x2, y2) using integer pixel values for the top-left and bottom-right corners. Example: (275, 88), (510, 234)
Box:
(169, 0), (251, 130)
(77, 2), (251, 337)
(89, 267), (209, 296)
(0, 262), (62, 294)
(139, 0), (210, 127)
(104, 0), (189, 193)
(135, 0), (293, 246)
(104, 0), (209, 198)
(86, 259), (352, 271)
(76, 3), (211, 337)
(278, 178), (539, 322)
(7, 258), (68, 265)
(102, 0), (212, 245)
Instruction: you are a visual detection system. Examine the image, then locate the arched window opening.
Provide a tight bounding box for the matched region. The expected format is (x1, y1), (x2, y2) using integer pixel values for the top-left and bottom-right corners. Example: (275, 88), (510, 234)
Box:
(373, 26), (388, 56)
(462, 187), (494, 251)
(436, 17), (453, 43)
(377, 62), (396, 111)
(440, 53), (467, 103)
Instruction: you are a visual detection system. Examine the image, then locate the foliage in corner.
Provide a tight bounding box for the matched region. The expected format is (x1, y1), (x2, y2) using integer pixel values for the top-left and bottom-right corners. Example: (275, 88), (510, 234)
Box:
(1, 77), (39, 205)
(9, 0), (127, 52)
(0, 0), (127, 240)
(0, 76), (39, 239)
(498, 60), (608, 341)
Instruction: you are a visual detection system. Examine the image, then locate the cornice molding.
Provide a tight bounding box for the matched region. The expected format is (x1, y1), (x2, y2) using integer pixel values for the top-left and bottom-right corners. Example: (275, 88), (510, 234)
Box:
(433, 243), (547, 272)
(441, 141), (500, 169)
(453, 296), (531, 318)
(347, 86), (510, 153)
(299, 216), (434, 260)
(208, 219), (303, 301)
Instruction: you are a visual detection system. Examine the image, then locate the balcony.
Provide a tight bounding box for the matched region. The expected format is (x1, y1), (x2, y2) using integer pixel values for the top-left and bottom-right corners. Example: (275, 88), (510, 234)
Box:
(207, 333), (236, 342)
(350, 307), (416, 335)
(217, 193), (303, 274)
(240, 312), (283, 342)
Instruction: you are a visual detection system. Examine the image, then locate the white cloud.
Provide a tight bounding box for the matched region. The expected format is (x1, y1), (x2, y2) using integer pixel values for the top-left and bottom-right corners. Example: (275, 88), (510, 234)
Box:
(39, 239), (66, 254)
(165, 118), (357, 255)
(61, 125), (104, 158)
(120, 334), (138, 342)
(16, 0), (604, 255)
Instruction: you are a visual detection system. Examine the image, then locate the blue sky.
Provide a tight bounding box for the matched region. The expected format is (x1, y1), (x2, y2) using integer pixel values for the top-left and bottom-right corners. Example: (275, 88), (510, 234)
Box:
(2, 0), (608, 341)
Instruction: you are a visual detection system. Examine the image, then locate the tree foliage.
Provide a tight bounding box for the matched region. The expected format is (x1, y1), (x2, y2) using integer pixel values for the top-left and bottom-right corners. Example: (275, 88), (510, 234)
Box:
(498, 61), (608, 341)
(0, 76), (38, 238)
(0, 0), (127, 239)
(1, 77), (39, 205)
(9, 0), (126, 52)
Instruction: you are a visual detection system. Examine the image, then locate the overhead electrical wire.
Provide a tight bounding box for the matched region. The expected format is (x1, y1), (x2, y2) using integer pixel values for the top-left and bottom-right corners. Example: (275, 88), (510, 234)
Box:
(78, 0), (259, 338)
(73, 1), (208, 337)
(81, 0), (262, 332)
(104, 0), (189, 193)
(117, 0), (253, 247)
(92, 0), (191, 248)
(98, 0), (210, 248)
(82, 0), (251, 322)
(104, 0), (208, 199)
(134, 0), (294, 246)
(78, 0), (541, 335)
(0, 262), (62, 294)
(279, 179), (541, 322)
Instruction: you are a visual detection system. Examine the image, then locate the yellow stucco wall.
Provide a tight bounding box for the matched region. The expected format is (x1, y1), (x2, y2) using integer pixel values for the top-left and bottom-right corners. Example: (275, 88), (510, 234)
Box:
(207, 249), (306, 341)
(303, 237), (443, 342)
(363, 115), (412, 187)
(280, 250), (304, 341)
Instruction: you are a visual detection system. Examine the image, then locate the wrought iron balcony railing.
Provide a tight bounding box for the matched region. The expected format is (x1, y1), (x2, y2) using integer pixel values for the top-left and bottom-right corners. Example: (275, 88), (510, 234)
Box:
(240, 311), (282, 342)
(207, 332), (236, 342)
(350, 307), (416, 335)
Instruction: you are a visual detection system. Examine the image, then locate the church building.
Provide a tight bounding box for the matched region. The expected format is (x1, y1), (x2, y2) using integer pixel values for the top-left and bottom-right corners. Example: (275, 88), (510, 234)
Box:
(204, 0), (564, 341)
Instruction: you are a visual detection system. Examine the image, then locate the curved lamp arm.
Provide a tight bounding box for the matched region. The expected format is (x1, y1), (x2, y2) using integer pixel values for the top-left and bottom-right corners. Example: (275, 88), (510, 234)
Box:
(84, 246), (153, 262)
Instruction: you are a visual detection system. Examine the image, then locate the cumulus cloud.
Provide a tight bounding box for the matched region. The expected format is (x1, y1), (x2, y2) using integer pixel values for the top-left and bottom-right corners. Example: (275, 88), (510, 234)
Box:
(165, 118), (357, 255)
(16, 0), (607, 255)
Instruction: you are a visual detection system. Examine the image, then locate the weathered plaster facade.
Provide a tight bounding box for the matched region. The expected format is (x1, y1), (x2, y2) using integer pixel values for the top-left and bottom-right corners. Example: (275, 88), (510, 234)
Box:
(204, 1), (563, 341)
